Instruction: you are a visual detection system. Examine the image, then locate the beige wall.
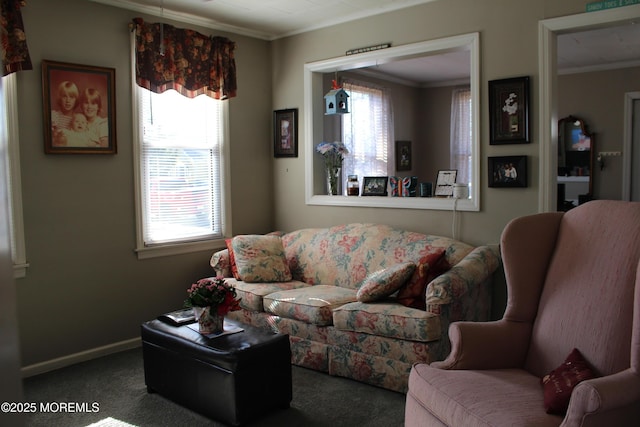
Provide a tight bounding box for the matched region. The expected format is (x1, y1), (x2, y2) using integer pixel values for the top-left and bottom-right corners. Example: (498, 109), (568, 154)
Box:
(559, 67), (640, 201)
(270, 0), (590, 245)
(418, 85), (457, 183)
(16, 0), (272, 366)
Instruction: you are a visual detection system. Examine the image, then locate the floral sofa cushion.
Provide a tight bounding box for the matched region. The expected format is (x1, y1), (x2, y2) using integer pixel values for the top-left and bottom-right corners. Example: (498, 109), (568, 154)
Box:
(332, 301), (442, 342)
(263, 285), (357, 326)
(282, 223), (473, 290)
(226, 278), (309, 312)
(231, 235), (292, 282)
(356, 262), (416, 302)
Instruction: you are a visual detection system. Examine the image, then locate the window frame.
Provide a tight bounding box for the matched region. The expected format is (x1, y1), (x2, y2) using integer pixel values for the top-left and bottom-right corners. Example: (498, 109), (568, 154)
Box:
(130, 38), (231, 260)
(1, 73), (28, 278)
(304, 33), (480, 212)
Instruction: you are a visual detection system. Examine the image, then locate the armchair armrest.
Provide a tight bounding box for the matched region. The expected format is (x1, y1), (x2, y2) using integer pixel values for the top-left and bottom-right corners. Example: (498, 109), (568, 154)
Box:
(431, 319), (532, 370)
(426, 245), (501, 312)
(562, 369), (640, 426)
(210, 248), (232, 277)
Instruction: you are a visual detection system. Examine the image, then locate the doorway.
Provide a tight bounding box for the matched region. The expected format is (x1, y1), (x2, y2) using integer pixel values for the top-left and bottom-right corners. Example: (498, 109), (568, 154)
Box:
(539, 5), (640, 212)
(623, 92), (640, 201)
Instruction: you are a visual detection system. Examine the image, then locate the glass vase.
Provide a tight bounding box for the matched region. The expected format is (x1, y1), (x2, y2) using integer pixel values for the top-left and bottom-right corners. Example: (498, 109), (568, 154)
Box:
(193, 306), (224, 335)
(326, 167), (341, 195)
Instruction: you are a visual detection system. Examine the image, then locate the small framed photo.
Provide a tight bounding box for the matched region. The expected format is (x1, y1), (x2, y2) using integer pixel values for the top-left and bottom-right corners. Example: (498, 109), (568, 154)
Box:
(395, 140), (411, 171)
(434, 170), (457, 197)
(273, 108), (298, 157)
(362, 176), (388, 196)
(42, 60), (117, 154)
(489, 76), (530, 145)
(488, 155), (528, 188)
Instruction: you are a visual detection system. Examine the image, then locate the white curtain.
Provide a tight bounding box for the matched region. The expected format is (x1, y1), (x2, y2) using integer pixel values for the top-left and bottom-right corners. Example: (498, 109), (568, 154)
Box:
(342, 79), (394, 184)
(450, 87), (472, 186)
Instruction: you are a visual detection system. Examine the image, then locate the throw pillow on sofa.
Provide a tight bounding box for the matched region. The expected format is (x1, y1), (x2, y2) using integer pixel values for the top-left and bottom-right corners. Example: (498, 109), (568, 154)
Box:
(231, 235), (292, 283)
(223, 231), (285, 280)
(225, 239), (241, 279)
(356, 262), (416, 302)
(397, 247), (448, 310)
(541, 348), (596, 415)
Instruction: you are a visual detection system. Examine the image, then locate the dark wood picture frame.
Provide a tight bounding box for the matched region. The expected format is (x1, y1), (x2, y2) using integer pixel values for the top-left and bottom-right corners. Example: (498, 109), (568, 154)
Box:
(434, 169), (458, 197)
(273, 108), (298, 157)
(395, 140), (411, 171)
(362, 176), (388, 196)
(42, 60), (117, 154)
(489, 76), (530, 145)
(488, 155), (528, 188)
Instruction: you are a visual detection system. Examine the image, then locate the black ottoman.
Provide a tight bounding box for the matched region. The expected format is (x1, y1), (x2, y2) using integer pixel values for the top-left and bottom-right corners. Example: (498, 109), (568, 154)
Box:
(141, 318), (292, 426)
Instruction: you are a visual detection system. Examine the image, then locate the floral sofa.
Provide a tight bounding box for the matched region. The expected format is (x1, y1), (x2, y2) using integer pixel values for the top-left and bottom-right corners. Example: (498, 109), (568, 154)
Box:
(209, 223), (500, 392)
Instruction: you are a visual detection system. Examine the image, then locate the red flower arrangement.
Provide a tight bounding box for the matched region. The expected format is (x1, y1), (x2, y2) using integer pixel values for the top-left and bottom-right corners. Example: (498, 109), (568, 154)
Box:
(184, 277), (241, 316)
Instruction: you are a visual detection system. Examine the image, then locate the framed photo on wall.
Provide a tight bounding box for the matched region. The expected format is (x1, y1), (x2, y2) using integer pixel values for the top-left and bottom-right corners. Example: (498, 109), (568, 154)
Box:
(273, 108), (298, 157)
(488, 76), (530, 145)
(488, 155), (528, 187)
(42, 60), (117, 154)
(395, 140), (411, 171)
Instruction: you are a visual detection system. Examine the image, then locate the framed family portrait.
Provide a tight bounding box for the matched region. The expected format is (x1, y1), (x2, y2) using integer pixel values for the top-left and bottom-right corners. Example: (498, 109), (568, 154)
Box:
(489, 76), (530, 145)
(434, 169), (457, 197)
(395, 140), (411, 171)
(273, 108), (298, 158)
(488, 155), (528, 188)
(362, 176), (388, 196)
(42, 60), (117, 154)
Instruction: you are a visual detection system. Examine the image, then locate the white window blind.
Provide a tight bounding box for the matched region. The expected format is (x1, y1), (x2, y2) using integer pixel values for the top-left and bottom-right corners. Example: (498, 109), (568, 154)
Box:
(450, 87), (472, 186)
(1, 73), (28, 277)
(341, 80), (394, 183)
(137, 87), (224, 246)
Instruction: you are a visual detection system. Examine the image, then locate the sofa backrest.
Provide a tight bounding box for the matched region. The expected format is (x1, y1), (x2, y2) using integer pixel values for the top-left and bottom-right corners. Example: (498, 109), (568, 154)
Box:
(524, 200), (640, 378)
(281, 223), (474, 290)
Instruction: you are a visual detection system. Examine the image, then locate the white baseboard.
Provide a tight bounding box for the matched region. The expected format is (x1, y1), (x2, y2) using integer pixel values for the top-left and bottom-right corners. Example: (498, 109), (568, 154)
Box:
(21, 337), (141, 378)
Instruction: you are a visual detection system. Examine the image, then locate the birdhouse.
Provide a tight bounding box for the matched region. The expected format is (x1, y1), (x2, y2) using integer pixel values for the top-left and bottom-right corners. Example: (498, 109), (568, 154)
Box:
(324, 82), (349, 115)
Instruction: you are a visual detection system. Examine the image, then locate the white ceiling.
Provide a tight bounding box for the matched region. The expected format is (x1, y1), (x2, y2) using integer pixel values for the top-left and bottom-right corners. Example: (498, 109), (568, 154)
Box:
(93, 0), (441, 40)
(93, 0), (640, 81)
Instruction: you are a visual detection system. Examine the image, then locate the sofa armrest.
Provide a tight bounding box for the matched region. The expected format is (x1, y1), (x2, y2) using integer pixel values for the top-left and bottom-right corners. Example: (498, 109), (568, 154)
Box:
(210, 248), (232, 277)
(425, 245), (501, 312)
(562, 369), (640, 426)
(430, 319), (532, 370)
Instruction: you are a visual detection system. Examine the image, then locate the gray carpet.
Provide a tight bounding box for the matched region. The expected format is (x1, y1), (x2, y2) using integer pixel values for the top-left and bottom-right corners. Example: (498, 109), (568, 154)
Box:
(23, 347), (406, 427)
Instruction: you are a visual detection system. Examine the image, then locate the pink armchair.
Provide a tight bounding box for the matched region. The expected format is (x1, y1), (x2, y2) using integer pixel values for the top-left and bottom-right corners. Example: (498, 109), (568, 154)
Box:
(405, 200), (640, 426)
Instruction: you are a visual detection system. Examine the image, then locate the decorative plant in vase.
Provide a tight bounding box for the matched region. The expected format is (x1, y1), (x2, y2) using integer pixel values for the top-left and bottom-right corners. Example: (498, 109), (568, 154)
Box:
(316, 141), (349, 195)
(184, 277), (241, 334)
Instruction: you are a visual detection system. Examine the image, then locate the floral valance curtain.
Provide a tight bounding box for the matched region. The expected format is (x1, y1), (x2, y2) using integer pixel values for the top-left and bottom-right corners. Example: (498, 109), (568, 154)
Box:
(1, 0), (33, 76)
(131, 18), (237, 100)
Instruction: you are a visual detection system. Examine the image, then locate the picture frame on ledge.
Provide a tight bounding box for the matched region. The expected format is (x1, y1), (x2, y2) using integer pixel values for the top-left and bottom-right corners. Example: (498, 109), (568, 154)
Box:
(362, 176), (388, 196)
(488, 155), (528, 188)
(273, 108), (298, 158)
(488, 76), (530, 145)
(42, 60), (117, 154)
(434, 170), (457, 197)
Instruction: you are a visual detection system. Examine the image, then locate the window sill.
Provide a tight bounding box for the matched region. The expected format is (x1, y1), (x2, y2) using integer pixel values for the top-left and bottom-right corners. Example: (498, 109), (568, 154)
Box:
(135, 238), (226, 260)
(306, 194), (479, 211)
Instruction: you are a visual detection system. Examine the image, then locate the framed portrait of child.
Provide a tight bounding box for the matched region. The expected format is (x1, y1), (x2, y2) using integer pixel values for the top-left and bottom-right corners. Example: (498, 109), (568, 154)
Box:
(42, 60), (116, 154)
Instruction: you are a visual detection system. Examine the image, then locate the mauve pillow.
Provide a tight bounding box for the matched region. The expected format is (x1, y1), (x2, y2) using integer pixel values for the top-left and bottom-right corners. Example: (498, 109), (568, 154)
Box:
(356, 262), (416, 303)
(231, 235), (292, 283)
(397, 247), (447, 310)
(541, 348), (596, 415)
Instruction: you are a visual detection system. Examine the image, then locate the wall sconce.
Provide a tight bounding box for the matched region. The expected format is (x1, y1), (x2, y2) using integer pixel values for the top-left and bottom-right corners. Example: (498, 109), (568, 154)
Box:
(324, 79), (349, 115)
